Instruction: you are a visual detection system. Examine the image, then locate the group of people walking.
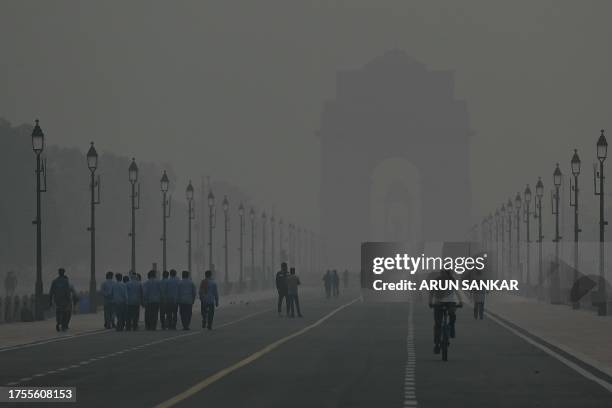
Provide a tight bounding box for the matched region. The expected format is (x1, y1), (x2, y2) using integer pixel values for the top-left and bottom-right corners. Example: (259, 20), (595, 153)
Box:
(101, 269), (219, 331)
(322, 269), (349, 299)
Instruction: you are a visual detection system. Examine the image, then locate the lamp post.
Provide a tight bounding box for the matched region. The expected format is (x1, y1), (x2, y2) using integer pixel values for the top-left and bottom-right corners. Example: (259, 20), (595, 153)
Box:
(86, 142), (100, 313)
(223, 196), (229, 285)
(186, 181), (195, 273)
(535, 177), (544, 300)
(250, 207), (255, 284)
(208, 191), (215, 272)
(238, 203), (245, 289)
(551, 163), (562, 304)
(262, 211), (267, 284)
(297, 226), (302, 270)
(488, 214), (494, 253)
(495, 209), (500, 277)
(570, 150), (581, 309)
(160, 171), (171, 272)
(31, 120), (46, 320)
(507, 199), (513, 277)
(500, 205), (506, 278)
(481, 218), (487, 250)
(128, 158), (139, 276)
(595, 129), (608, 315)
(279, 218), (284, 262)
(289, 223), (294, 266)
(271, 214), (276, 277)
(515, 193), (522, 282)
(524, 185), (532, 294)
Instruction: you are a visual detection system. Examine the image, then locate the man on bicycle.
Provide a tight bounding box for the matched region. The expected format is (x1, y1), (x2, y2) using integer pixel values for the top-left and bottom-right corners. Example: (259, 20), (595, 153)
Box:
(428, 268), (463, 354)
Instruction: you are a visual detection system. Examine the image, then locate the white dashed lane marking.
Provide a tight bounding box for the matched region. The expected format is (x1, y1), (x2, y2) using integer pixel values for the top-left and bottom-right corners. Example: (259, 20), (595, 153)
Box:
(3, 309), (269, 387)
(403, 301), (418, 408)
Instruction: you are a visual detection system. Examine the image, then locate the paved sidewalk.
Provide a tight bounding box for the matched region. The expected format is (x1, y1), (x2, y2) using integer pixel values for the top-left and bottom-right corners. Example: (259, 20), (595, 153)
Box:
(0, 289), (277, 350)
(485, 293), (612, 377)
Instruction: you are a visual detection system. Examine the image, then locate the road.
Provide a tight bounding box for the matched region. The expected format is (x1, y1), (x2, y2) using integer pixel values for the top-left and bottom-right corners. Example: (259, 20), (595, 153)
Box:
(2, 290), (612, 407)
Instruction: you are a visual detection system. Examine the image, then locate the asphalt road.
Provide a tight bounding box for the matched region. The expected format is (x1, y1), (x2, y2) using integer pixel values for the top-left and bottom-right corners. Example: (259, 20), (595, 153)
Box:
(2, 290), (612, 408)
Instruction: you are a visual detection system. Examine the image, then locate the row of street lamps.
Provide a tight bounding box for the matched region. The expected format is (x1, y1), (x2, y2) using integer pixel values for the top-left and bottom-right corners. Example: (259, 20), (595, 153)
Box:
(28, 120), (318, 319)
(480, 130), (609, 315)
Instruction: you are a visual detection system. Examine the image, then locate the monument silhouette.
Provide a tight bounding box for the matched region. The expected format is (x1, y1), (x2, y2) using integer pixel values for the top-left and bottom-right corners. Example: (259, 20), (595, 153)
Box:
(318, 50), (472, 268)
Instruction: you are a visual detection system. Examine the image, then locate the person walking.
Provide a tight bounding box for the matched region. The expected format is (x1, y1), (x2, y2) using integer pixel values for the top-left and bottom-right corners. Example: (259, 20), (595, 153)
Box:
(275, 263), (289, 316)
(159, 270), (170, 330)
(101, 271), (115, 329)
(112, 274), (128, 331)
(48, 268), (77, 332)
(177, 270), (196, 330)
(199, 270), (219, 330)
(323, 270), (332, 299)
(142, 270), (161, 330)
(166, 269), (179, 330)
(332, 270), (340, 297)
(126, 273), (142, 330)
(286, 267), (303, 318)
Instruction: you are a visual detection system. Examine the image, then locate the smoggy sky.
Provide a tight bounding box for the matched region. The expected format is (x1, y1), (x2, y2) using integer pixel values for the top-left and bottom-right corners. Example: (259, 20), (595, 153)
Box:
(1, 0), (611, 231)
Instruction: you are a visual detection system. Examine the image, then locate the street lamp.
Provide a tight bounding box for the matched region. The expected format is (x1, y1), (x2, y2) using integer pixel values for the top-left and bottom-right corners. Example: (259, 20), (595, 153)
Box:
(262, 211), (267, 284)
(535, 177), (544, 299)
(524, 185), (532, 293)
(495, 209), (500, 277)
(515, 192), (522, 282)
(279, 218), (284, 262)
(500, 204), (506, 278)
(223, 195), (229, 285)
(250, 207), (255, 285)
(186, 181), (195, 273)
(570, 149), (581, 309)
(32, 120), (47, 320)
(86, 142), (101, 313)
(551, 163), (562, 304)
(208, 190), (215, 272)
(238, 203), (245, 288)
(160, 171), (171, 272)
(595, 129), (608, 315)
(507, 199), (513, 276)
(271, 214), (276, 279)
(297, 226), (302, 270)
(128, 158), (140, 275)
(289, 223), (295, 266)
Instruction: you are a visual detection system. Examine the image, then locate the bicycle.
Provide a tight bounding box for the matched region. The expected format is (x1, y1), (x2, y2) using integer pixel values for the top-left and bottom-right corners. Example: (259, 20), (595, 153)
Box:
(439, 302), (462, 362)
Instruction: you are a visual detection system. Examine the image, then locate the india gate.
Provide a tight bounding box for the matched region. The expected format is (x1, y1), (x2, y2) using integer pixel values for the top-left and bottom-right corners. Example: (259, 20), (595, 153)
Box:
(318, 50), (473, 268)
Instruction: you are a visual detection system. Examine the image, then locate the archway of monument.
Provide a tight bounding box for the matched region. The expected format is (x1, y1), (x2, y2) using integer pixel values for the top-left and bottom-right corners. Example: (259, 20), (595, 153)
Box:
(369, 157), (422, 250)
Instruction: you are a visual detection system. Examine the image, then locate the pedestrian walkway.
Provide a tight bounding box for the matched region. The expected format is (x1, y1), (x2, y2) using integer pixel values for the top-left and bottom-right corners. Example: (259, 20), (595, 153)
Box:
(0, 289), (276, 350)
(486, 293), (612, 378)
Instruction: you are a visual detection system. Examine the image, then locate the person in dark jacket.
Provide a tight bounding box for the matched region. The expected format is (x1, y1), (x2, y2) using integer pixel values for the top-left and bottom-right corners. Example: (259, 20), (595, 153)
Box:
(177, 271), (196, 330)
(143, 270), (161, 330)
(332, 270), (340, 297)
(48, 268), (77, 332)
(126, 273), (142, 330)
(100, 271), (115, 329)
(166, 269), (179, 329)
(323, 270), (332, 299)
(275, 263), (289, 316)
(286, 267), (303, 318)
(113, 274), (128, 331)
(199, 270), (219, 330)
(159, 270), (170, 329)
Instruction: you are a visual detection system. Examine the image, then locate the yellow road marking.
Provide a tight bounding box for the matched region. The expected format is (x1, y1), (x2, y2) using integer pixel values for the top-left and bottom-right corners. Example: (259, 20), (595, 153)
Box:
(153, 297), (360, 408)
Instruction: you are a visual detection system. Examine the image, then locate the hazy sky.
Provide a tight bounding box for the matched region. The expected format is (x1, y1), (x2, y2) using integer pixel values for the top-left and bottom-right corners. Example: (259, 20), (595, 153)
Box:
(1, 0), (611, 230)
